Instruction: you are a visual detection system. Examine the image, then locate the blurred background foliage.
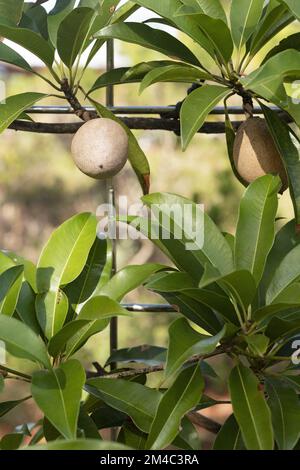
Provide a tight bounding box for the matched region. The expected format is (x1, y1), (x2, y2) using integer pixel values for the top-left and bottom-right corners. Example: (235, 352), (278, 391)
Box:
(0, 4), (298, 440)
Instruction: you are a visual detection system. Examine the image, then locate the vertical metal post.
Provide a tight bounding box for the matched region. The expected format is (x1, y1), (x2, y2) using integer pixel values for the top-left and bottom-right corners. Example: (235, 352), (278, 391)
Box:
(106, 39), (117, 364)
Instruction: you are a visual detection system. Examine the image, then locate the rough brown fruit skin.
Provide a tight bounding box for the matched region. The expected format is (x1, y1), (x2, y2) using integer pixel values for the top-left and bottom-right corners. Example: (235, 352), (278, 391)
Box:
(233, 117), (288, 191)
(71, 118), (129, 179)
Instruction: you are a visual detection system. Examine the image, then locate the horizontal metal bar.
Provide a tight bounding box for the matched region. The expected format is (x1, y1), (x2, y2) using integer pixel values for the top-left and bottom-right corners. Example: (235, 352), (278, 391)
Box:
(26, 105), (281, 116)
(122, 303), (177, 313)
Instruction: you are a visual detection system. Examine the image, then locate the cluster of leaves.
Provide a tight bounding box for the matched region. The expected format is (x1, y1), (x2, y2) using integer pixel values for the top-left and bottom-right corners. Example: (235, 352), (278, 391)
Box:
(0, 175), (300, 450)
(92, 0), (300, 222)
(0, 0), (150, 193)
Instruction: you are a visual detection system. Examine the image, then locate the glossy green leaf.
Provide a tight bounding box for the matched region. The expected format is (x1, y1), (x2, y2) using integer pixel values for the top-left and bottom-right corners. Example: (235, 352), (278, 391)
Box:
(261, 104), (300, 224)
(64, 296), (127, 358)
(279, 0), (300, 19)
(95, 22), (200, 66)
(0, 396), (30, 418)
(139, 64), (210, 93)
(0, 24), (54, 68)
(133, 0), (215, 58)
(266, 377), (300, 449)
(245, 334), (269, 356)
(20, 3), (48, 39)
(266, 244), (300, 304)
(235, 175), (280, 284)
(230, 0), (265, 51)
(142, 192), (234, 276)
(265, 316), (300, 342)
(147, 363), (204, 450)
(118, 422), (147, 450)
(165, 317), (225, 379)
(242, 51), (300, 125)
(263, 32), (300, 64)
(28, 439), (131, 450)
(16, 282), (40, 335)
(91, 100), (150, 195)
(37, 213), (97, 292)
(47, 320), (89, 358)
(248, 2), (293, 57)
(0, 265), (23, 305)
(57, 7), (95, 68)
(0, 93), (47, 134)
(0, 433), (23, 450)
(0, 267), (23, 317)
(177, 0), (227, 24)
(229, 364), (274, 450)
(31, 360), (85, 440)
(36, 290), (69, 340)
(180, 85), (231, 150)
(213, 414), (245, 450)
(3, 250), (37, 291)
(0, 42), (32, 72)
(0, 0), (23, 25)
(86, 378), (161, 433)
(0, 315), (50, 368)
(47, 0), (76, 46)
(99, 264), (166, 301)
(77, 407), (101, 440)
(64, 237), (112, 314)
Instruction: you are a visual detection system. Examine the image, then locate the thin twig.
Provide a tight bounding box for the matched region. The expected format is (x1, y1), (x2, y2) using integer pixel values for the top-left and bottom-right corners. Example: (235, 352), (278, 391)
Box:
(0, 365), (31, 380)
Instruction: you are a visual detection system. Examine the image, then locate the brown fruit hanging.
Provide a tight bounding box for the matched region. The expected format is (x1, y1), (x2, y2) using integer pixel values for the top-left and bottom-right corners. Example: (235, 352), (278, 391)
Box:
(233, 117), (288, 192)
(71, 118), (129, 179)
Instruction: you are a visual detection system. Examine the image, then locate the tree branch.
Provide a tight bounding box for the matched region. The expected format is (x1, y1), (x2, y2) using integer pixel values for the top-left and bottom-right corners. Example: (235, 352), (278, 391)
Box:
(188, 411), (222, 435)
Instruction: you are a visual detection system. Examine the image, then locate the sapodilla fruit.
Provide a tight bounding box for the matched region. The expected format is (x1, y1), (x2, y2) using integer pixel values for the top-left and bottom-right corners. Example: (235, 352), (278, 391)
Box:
(71, 118), (129, 179)
(233, 117), (288, 191)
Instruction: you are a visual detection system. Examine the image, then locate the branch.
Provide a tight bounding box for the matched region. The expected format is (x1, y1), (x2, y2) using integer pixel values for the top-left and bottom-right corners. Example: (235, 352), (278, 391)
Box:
(0, 365), (31, 381)
(60, 78), (96, 122)
(188, 411), (221, 435)
(86, 347), (227, 379)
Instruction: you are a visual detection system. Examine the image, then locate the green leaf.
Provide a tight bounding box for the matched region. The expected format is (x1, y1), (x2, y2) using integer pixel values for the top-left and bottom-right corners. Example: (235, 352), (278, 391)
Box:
(229, 364), (274, 450)
(118, 422), (147, 450)
(279, 0), (300, 19)
(0, 0), (24, 25)
(0, 315), (50, 368)
(47, 320), (90, 358)
(29, 439), (131, 450)
(245, 334), (269, 356)
(230, 0), (265, 51)
(242, 51), (300, 125)
(95, 22), (200, 66)
(261, 104), (300, 225)
(266, 244), (300, 304)
(180, 85), (231, 150)
(263, 32), (300, 64)
(64, 296), (127, 358)
(0, 265), (23, 304)
(91, 99), (150, 194)
(47, 0), (76, 47)
(177, 0), (227, 24)
(31, 360), (85, 440)
(20, 3), (49, 39)
(234, 175), (280, 285)
(0, 396), (30, 418)
(78, 407), (102, 440)
(36, 290), (69, 340)
(0, 267), (23, 316)
(16, 282), (40, 335)
(0, 42), (32, 72)
(85, 378), (161, 433)
(0, 24), (54, 68)
(64, 237), (112, 314)
(142, 192), (234, 276)
(139, 64), (210, 93)
(0, 433), (23, 450)
(57, 7), (95, 68)
(213, 414), (245, 450)
(190, 14), (233, 64)
(248, 2), (293, 57)
(37, 213), (97, 292)
(134, 0), (215, 58)
(147, 363), (204, 450)
(99, 264), (166, 301)
(165, 317), (225, 379)
(0, 93), (47, 134)
(266, 377), (300, 449)
(0, 375), (3, 393)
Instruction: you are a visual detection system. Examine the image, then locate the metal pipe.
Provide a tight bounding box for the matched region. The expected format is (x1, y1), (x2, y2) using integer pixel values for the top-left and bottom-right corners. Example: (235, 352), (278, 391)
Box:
(123, 303), (177, 313)
(25, 105), (282, 116)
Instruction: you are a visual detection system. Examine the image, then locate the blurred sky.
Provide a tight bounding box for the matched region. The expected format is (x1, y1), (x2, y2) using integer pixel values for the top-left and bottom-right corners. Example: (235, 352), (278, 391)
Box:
(8, 1), (163, 68)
